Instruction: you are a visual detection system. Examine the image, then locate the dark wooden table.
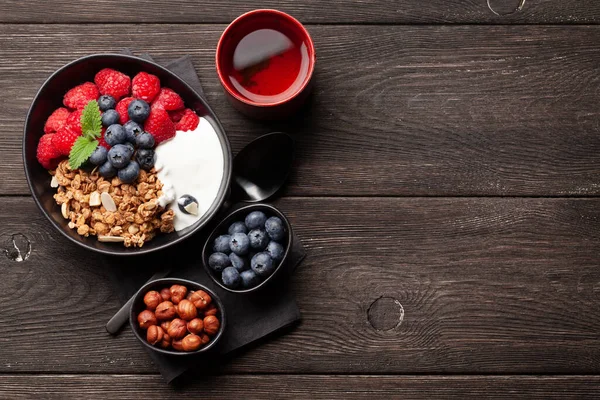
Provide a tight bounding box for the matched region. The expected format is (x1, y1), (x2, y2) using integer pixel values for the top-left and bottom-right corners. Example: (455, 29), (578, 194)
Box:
(1, 0), (600, 398)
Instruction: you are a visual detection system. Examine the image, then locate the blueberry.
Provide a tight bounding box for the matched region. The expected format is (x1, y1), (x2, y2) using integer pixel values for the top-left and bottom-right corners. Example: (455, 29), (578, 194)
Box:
(101, 109), (120, 127)
(177, 194), (198, 215)
(240, 269), (261, 288)
(89, 146), (108, 166)
(266, 241), (285, 262)
(248, 229), (269, 250)
(136, 149), (156, 171)
(229, 252), (248, 272)
(208, 252), (230, 272)
(123, 121), (143, 143)
(229, 232), (250, 255)
(124, 142), (135, 155)
(245, 211), (267, 229)
(221, 266), (241, 289)
(213, 235), (231, 254)
(105, 124), (126, 146)
(128, 99), (150, 123)
(98, 160), (117, 178)
(98, 95), (116, 111)
(136, 132), (155, 149)
(228, 221), (248, 235)
(251, 252), (275, 277)
(265, 216), (286, 241)
(117, 160), (140, 183)
(108, 144), (131, 169)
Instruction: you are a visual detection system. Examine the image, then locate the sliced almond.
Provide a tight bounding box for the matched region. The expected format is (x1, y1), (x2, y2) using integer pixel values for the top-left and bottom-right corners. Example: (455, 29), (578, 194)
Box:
(98, 235), (125, 243)
(89, 191), (101, 207)
(100, 192), (117, 212)
(184, 202), (199, 216)
(50, 176), (59, 188)
(61, 202), (70, 219)
(68, 221), (76, 229)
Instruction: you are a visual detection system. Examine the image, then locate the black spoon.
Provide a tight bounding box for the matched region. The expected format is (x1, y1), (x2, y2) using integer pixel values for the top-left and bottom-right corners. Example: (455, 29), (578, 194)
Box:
(230, 132), (294, 202)
(106, 132), (294, 335)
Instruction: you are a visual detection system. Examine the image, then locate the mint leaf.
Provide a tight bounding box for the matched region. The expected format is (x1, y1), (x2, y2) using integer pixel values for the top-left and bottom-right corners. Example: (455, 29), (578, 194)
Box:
(80, 100), (102, 140)
(69, 137), (98, 169)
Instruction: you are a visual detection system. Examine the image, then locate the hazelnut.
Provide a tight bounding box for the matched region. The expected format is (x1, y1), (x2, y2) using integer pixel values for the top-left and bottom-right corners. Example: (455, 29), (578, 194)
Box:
(203, 315), (220, 336)
(160, 321), (171, 332)
(170, 284), (187, 304)
(187, 292), (202, 307)
(200, 333), (210, 345)
(187, 318), (204, 335)
(159, 287), (171, 301)
(172, 339), (184, 351)
(159, 333), (171, 349)
(146, 325), (164, 346)
(204, 304), (218, 317)
(155, 301), (176, 321)
(143, 291), (162, 310)
(186, 290), (195, 301)
(167, 318), (188, 340)
(181, 334), (201, 351)
(189, 290), (212, 310)
(177, 299), (197, 321)
(137, 310), (157, 330)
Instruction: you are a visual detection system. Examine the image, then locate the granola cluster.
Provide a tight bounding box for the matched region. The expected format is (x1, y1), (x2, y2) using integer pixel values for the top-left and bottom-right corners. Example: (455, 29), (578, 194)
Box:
(52, 160), (174, 247)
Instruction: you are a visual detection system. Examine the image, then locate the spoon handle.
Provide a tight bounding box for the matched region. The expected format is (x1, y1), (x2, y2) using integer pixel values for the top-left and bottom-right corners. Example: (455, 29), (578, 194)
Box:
(105, 268), (171, 335)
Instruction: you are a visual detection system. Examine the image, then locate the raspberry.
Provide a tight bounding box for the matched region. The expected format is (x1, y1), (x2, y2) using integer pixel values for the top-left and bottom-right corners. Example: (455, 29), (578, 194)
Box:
(98, 127), (110, 149)
(66, 109), (83, 135)
(175, 109), (200, 131)
(168, 109), (187, 123)
(132, 72), (161, 102)
(44, 107), (70, 134)
(63, 82), (99, 109)
(116, 97), (135, 124)
(151, 101), (165, 111)
(52, 125), (81, 156)
(144, 108), (176, 144)
(37, 133), (62, 169)
(94, 68), (131, 100)
(153, 88), (184, 111)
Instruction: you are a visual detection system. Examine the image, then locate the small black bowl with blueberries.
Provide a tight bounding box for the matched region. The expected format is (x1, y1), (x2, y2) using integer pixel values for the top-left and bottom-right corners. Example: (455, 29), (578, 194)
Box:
(202, 204), (292, 293)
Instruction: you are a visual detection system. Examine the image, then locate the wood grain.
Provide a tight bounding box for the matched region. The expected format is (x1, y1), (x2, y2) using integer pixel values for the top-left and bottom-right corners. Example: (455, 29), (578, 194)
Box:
(0, 0), (599, 24)
(1, 196), (598, 374)
(2, 25), (600, 196)
(0, 375), (599, 399)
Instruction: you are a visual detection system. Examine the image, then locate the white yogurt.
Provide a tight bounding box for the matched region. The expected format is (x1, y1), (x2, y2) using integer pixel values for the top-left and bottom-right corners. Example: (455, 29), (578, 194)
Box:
(155, 117), (224, 231)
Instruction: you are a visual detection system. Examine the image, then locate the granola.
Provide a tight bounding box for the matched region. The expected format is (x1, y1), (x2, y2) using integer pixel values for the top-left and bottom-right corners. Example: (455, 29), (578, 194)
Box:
(52, 160), (174, 247)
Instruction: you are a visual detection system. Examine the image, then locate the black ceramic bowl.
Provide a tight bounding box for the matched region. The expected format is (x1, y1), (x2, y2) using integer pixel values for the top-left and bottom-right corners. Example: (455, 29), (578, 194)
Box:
(23, 54), (232, 256)
(129, 278), (226, 356)
(202, 203), (293, 294)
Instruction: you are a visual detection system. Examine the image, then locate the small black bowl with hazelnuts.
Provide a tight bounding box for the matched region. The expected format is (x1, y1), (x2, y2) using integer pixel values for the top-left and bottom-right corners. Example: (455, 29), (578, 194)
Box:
(129, 278), (226, 356)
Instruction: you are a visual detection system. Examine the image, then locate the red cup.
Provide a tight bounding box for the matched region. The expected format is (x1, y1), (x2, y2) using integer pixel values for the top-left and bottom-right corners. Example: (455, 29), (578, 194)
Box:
(216, 9), (316, 120)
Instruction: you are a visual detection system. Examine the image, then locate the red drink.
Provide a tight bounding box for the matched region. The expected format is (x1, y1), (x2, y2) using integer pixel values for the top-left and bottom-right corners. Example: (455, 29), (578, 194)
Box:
(227, 28), (309, 104)
(216, 9), (316, 118)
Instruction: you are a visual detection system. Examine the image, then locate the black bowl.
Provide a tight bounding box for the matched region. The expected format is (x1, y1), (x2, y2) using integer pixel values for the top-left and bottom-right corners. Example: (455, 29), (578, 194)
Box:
(23, 54), (232, 256)
(202, 203), (293, 294)
(129, 278), (226, 356)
